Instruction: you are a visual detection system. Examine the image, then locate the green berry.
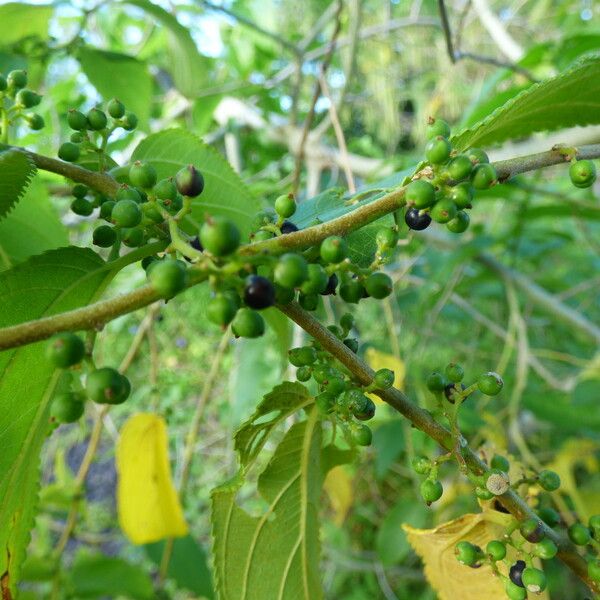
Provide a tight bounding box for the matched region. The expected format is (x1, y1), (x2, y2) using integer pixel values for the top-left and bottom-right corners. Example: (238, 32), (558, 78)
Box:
(313, 365), (337, 385)
(274, 193), (296, 218)
(301, 263), (329, 295)
(121, 227), (145, 247)
(475, 486), (494, 500)
(86, 367), (130, 405)
(116, 185), (143, 203)
(477, 371), (503, 395)
(207, 294), (238, 327)
(537, 507), (560, 528)
(486, 540), (506, 561)
(343, 338), (359, 353)
(149, 259), (188, 299)
(274, 253), (308, 288)
(107, 98), (126, 119)
(446, 211), (470, 233)
(522, 567), (546, 593)
(533, 538), (558, 560)
(129, 161), (157, 189)
(0, 75), (6, 91)
(447, 154), (473, 181)
(72, 184), (88, 199)
(298, 292), (318, 311)
(46, 333), (85, 368)
(589, 515), (600, 539)
(568, 523), (591, 546)
(364, 272), (393, 299)
(25, 113), (44, 130)
(538, 469), (560, 492)
(430, 199), (457, 224)
(354, 397), (376, 421)
(315, 392), (335, 415)
(253, 230), (274, 242)
(588, 559), (600, 583)
(374, 368), (394, 389)
(7, 69), (27, 89)
(520, 518), (545, 543)
(100, 200), (115, 221)
(569, 159), (597, 188)
(122, 112), (138, 130)
(471, 163), (497, 189)
(58, 142), (80, 162)
(490, 454), (510, 472)
(445, 363), (464, 383)
(340, 313), (354, 332)
(505, 580), (527, 600)
(199, 216), (241, 256)
(67, 109), (88, 130)
(454, 541), (480, 566)
(351, 424), (372, 446)
(320, 236), (348, 264)
(142, 202), (164, 224)
(420, 479), (443, 504)
(450, 182), (474, 209)
(288, 346), (317, 367)
(426, 371), (447, 392)
(231, 308), (265, 338)
(92, 225), (117, 248)
(15, 89), (41, 108)
(425, 136), (452, 164)
(426, 117), (451, 139)
(411, 457), (432, 475)
(51, 392), (85, 424)
(70, 198), (93, 216)
(274, 283), (295, 304)
(339, 279), (363, 303)
(175, 165), (204, 197)
(406, 180), (436, 209)
(375, 227), (398, 250)
(296, 366), (312, 382)
(87, 107), (108, 130)
(111, 199), (142, 228)
(323, 377), (346, 397)
(70, 132), (84, 143)
(466, 148), (489, 165)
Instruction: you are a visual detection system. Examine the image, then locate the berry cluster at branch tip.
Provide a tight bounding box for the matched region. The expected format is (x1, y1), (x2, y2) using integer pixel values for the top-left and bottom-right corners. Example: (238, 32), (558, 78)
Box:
(0, 70), (44, 135)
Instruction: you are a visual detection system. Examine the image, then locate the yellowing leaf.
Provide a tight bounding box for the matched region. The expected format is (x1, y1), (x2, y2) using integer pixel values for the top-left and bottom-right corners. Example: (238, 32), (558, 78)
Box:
(116, 413), (188, 544)
(404, 510), (548, 600)
(323, 466), (353, 526)
(365, 348), (405, 404)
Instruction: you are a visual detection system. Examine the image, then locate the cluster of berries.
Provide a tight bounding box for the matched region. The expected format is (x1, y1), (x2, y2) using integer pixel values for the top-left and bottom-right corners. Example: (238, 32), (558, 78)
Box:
(0, 69), (44, 133)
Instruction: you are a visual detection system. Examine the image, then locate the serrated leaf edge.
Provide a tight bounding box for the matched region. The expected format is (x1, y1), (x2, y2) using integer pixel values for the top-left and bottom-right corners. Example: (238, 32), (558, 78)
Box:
(0, 150), (37, 221)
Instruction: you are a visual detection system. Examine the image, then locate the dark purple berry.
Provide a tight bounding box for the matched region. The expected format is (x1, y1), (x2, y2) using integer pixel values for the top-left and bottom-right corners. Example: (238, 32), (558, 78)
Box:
(322, 274), (338, 295)
(244, 275), (276, 309)
(509, 560), (526, 587)
(405, 208), (431, 231)
(280, 220), (299, 234)
(175, 165), (205, 197)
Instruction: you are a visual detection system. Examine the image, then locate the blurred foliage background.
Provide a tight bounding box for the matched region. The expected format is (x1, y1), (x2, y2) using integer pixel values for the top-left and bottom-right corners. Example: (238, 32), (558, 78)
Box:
(3, 0), (599, 597)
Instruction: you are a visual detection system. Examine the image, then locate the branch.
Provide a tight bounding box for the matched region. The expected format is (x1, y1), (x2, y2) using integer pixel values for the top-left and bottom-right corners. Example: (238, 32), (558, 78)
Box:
(278, 301), (598, 593)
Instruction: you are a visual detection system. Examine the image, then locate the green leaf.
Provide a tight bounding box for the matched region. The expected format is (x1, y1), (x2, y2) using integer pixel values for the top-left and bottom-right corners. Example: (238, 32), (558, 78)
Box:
(0, 149), (36, 219)
(212, 408), (324, 600)
(453, 55), (600, 150)
(0, 3), (53, 46)
(77, 47), (152, 128)
(0, 247), (121, 595)
(145, 535), (214, 598)
(130, 129), (260, 236)
(66, 553), (154, 599)
(0, 177), (68, 271)
(125, 0), (210, 97)
(373, 421), (405, 479)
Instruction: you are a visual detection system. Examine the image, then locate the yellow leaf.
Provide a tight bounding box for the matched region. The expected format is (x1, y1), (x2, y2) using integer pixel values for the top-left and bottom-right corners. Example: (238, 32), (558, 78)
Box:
(116, 413), (188, 544)
(365, 348), (405, 404)
(323, 466), (353, 526)
(404, 510), (549, 600)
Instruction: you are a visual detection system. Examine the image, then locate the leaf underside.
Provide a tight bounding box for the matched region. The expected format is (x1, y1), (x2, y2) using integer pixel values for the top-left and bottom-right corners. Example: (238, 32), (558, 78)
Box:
(0, 149), (36, 220)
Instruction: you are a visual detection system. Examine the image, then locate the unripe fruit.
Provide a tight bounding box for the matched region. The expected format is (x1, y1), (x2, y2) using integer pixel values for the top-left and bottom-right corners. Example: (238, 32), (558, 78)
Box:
(454, 541), (481, 567)
(374, 368), (394, 389)
(111, 199), (142, 228)
(445, 363), (464, 383)
(568, 523), (591, 546)
(340, 313), (354, 332)
(129, 161), (157, 189)
(199, 216), (241, 256)
(569, 159), (597, 188)
(509, 560), (526, 587)
(590, 515), (600, 539)
(447, 154), (473, 181)
(537, 506), (560, 528)
(51, 392), (85, 424)
(471, 163), (497, 189)
(288, 346), (317, 367)
(426, 371), (447, 392)
(522, 567), (546, 593)
(153, 178), (177, 201)
(46, 333), (85, 368)
(406, 180), (435, 209)
(175, 165), (205, 197)
(25, 113), (44, 130)
(92, 225), (117, 248)
(520, 518), (545, 543)
(323, 377), (345, 397)
(411, 457), (432, 475)
(404, 207), (431, 231)
(475, 486), (494, 500)
(71, 198), (93, 216)
(322, 274), (338, 295)
(100, 200), (115, 222)
(274, 253), (308, 288)
(70, 132), (84, 143)
(425, 136), (452, 164)
(364, 272), (393, 299)
(275, 283), (295, 304)
(122, 112), (138, 130)
(450, 182), (474, 209)
(354, 397), (376, 421)
(343, 338), (359, 353)
(490, 454), (509, 472)
(538, 469), (560, 492)
(420, 479), (443, 504)
(339, 279), (364, 304)
(315, 392), (335, 415)
(107, 98), (126, 119)
(149, 259), (188, 299)
(58, 142), (80, 162)
(588, 559), (600, 583)
(478, 371), (503, 395)
(244, 275), (276, 309)
(116, 185), (143, 204)
(426, 117), (451, 139)
(300, 264), (329, 295)
(430, 199), (457, 224)
(505, 581), (527, 600)
(375, 227), (398, 250)
(446, 211), (470, 233)
(486, 540), (506, 561)
(351, 424), (372, 446)
(253, 230), (274, 242)
(121, 227), (145, 247)
(466, 147), (489, 165)
(15, 89), (41, 108)
(533, 538), (558, 560)
(296, 366), (312, 382)
(320, 236), (348, 263)
(87, 107), (108, 130)
(72, 184), (88, 199)
(67, 109), (88, 130)
(86, 367), (130, 404)
(231, 308), (265, 338)
(207, 294), (238, 327)
(274, 193), (296, 218)
(7, 70), (27, 89)
(298, 292), (318, 311)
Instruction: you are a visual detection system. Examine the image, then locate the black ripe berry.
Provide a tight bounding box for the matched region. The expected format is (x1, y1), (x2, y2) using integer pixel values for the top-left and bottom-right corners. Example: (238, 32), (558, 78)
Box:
(244, 275), (276, 309)
(190, 236), (203, 252)
(175, 165), (205, 197)
(509, 560), (527, 587)
(322, 274), (338, 295)
(280, 220), (299, 234)
(405, 207), (431, 231)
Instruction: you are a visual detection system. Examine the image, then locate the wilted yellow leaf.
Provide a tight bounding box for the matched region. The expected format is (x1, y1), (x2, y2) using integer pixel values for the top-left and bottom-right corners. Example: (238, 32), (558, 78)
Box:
(365, 348), (405, 404)
(323, 466), (353, 526)
(404, 510), (549, 600)
(116, 413), (188, 544)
